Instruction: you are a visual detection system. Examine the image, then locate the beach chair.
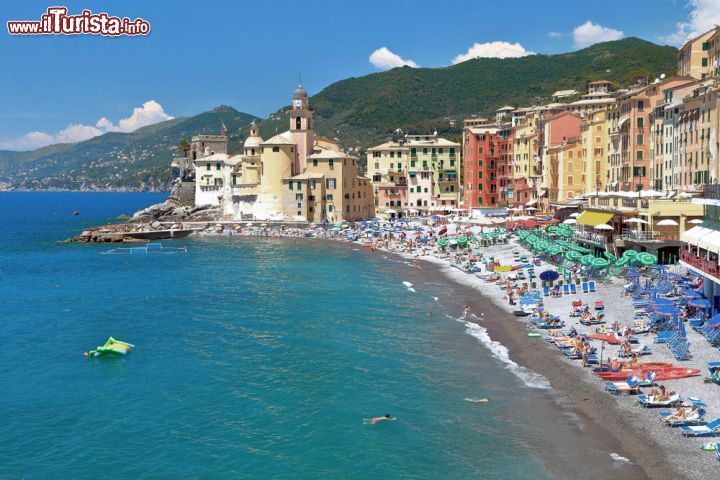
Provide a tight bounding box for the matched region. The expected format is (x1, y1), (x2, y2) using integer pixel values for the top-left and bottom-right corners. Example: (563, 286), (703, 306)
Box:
(604, 376), (643, 395)
(680, 418), (720, 436)
(543, 285), (550, 297)
(581, 282), (589, 293)
(563, 284), (570, 295)
(589, 281), (597, 292)
(570, 283), (577, 295)
(637, 393), (681, 408)
(660, 408), (705, 426)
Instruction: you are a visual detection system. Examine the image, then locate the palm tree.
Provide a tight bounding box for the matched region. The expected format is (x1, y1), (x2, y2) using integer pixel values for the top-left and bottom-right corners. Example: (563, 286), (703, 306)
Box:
(177, 139), (191, 155)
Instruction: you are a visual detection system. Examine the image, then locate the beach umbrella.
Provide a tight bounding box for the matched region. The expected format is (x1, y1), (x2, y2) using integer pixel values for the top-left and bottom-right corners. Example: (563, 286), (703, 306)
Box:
(688, 219), (704, 224)
(594, 224), (613, 230)
(539, 270), (560, 282)
(624, 218), (649, 225)
(569, 212), (580, 218)
(656, 219), (678, 226)
(588, 333), (621, 345)
(563, 219), (576, 224)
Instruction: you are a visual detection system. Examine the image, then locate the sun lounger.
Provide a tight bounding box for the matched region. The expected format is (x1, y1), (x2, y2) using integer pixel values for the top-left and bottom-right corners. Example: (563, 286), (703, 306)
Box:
(589, 280), (596, 292)
(563, 284), (570, 295)
(680, 418), (720, 436)
(543, 285), (550, 297)
(604, 376), (643, 395)
(637, 393), (681, 408)
(660, 408), (705, 426)
(582, 282), (589, 293)
(569, 283), (577, 294)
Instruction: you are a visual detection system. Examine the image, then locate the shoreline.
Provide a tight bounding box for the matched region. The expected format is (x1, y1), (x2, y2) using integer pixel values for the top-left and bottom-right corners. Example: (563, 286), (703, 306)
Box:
(198, 231), (707, 479)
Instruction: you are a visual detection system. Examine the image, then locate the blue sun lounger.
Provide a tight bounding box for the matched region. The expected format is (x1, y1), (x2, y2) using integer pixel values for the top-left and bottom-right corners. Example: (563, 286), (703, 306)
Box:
(680, 418), (720, 436)
(589, 281), (596, 292)
(582, 282), (589, 293)
(570, 283), (577, 295)
(563, 284), (570, 295)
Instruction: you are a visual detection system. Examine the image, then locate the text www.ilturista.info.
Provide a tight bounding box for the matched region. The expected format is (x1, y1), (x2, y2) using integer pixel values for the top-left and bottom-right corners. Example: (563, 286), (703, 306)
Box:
(7, 7), (150, 36)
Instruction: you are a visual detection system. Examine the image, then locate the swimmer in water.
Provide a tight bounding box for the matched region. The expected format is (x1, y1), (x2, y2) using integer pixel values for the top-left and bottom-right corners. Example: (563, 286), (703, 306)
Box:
(364, 414), (395, 424)
(463, 305), (471, 315)
(427, 311), (433, 318)
(464, 398), (490, 403)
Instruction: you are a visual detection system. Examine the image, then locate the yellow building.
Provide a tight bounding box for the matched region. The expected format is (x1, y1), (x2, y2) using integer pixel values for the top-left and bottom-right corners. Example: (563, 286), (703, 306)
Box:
(546, 140), (585, 202)
(580, 110), (609, 193)
(513, 117), (540, 179)
(678, 27), (719, 79)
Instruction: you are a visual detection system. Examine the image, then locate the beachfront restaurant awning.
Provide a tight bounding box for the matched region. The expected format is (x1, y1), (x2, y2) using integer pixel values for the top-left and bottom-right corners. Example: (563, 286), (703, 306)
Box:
(576, 211), (614, 227)
(697, 224), (720, 254)
(525, 199), (538, 207)
(682, 226), (711, 246)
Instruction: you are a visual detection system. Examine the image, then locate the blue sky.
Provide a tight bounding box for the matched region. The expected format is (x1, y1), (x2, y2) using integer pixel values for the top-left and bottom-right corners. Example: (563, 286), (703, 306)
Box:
(0, 0), (715, 150)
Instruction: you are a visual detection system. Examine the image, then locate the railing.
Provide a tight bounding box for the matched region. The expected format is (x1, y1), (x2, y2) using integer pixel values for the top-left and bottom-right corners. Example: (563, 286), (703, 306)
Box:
(681, 250), (720, 278)
(620, 229), (664, 241)
(572, 230), (608, 245)
(703, 184), (720, 200)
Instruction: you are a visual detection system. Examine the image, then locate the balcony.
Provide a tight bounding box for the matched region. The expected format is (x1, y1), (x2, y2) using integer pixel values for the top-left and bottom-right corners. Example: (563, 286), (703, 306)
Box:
(681, 250), (720, 279)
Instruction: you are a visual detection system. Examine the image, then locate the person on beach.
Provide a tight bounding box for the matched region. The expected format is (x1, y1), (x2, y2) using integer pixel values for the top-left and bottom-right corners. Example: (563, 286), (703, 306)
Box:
(463, 305), (471, 316)
(662, 405), (687, 423)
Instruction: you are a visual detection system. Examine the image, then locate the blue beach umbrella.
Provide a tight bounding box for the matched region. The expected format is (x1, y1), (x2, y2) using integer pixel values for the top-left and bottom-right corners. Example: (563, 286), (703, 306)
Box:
(539, 270), (560, 282)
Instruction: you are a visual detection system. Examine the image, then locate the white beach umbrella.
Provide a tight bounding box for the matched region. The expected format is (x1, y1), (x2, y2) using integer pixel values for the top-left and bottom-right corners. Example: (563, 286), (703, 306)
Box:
(656, 219), (679, 226)
(594, 224), (613, 230)
(526, 207), (538, 211)
(563, 219), (576, 224)
(624, 218), (649, 225)
(689, 219), (704, 224)
(569, 212), (580, 218)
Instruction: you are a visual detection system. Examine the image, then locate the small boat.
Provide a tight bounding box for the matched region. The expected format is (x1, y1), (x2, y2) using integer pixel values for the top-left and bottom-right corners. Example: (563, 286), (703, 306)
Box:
(85, 337), (134, 358)
(72, 210), (80, 216)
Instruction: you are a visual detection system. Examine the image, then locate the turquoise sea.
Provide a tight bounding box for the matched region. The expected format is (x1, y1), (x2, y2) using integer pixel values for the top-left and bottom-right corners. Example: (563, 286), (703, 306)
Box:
(0, 192), (645, 479)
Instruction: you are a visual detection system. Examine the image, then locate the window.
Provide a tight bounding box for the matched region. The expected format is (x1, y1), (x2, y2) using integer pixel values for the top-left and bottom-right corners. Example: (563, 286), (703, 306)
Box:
(326, 194), (333, 201)
(636, 151), (643, 160)
(288, 182), (293, 190)
(703, 41), (709, 51)
(410, 148), (417, 156)
(637, 100), (644, 111)
(637, 134), (643, 145)
(702, 58), (709, 67)
(327, 178), (336, 189)
(373, 151), (381, 158)
(422, 148), (428, 155)
(296, 193), (303, 200)
(637, 117), (643, 128)
(296, 181), (301, 190)
(390, 151), (395, 158)
(313, 159), (318, 167)
(272, 146), (280, 152)
(296, 117), (301, 129)
(329, 159), (334, 169)
(478, 147), (484, 154)
(206, 164), (211, 171)
(567, 176), (573, 185)
(449, 148), (455, 155)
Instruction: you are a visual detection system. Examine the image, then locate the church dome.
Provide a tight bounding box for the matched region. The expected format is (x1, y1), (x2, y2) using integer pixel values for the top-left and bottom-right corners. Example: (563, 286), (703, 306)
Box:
(293, 84), (308, 100)
(244, 136), (262, 148)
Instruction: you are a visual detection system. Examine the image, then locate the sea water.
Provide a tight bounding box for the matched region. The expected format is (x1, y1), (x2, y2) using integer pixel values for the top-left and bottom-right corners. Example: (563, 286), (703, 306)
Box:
(0, 193), (644, 479)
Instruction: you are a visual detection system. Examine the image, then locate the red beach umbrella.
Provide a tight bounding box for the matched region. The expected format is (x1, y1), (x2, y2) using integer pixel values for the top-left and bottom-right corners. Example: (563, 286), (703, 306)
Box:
(587, 333), (621, 345)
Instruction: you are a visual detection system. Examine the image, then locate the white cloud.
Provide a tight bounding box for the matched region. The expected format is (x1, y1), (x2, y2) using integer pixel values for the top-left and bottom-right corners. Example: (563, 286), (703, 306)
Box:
(451, 41), (535, 64)
(572, 21), (624, 48)
(548, 31), (566, 38)
(0, 100), (173, 151)
(662, 0), (720, 45)
(369, 47), (418, 69)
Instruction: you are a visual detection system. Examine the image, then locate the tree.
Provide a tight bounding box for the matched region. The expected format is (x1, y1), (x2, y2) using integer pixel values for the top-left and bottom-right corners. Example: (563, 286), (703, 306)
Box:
(176, 139), (191, 155)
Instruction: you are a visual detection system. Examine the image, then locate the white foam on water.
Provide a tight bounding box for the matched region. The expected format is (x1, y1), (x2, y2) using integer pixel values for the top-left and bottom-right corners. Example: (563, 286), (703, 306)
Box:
(609, 453), (632, 464)
(407, 287), (416, 292)
(402, 281), (413, 288)
(462, 320), (551, 390)
(433, 296), (439, 301)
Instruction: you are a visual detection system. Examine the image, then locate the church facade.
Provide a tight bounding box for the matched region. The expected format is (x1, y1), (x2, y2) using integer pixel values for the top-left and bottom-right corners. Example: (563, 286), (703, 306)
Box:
(189, 85), (375, 223)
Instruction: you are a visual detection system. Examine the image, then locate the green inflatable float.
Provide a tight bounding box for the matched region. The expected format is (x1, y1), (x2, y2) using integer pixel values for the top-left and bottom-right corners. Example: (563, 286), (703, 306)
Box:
(85, 337), (134, 358)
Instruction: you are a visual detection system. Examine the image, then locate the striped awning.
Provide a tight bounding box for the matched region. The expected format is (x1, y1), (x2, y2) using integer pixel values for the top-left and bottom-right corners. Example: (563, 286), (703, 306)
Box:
(577, 211), (614, 227)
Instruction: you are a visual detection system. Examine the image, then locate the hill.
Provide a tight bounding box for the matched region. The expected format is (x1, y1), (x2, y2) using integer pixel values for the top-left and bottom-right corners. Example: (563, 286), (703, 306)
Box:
(0, 106), (259, 191)
(0, 37), (677, 190)
(274, 37), (678, 151)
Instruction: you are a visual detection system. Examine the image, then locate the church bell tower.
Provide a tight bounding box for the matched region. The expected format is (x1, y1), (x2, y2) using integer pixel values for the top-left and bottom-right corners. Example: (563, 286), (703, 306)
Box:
(289, 82), (314, 174)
